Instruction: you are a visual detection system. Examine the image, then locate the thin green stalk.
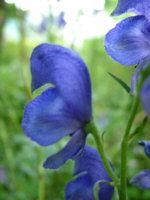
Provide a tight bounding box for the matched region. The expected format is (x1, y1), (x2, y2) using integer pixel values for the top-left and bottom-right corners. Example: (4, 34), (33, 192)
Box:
(84, 122), (119, 186)
(37, 147), (45, 200)
(128, 116), (148, 142)
(119, 96), (140, 200)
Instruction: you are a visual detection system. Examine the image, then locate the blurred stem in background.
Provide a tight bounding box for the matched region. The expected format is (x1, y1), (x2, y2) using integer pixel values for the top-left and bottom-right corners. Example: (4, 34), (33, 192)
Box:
(0, 121), (16, 189)
(18, 10), (32, 100)
(37, 147), (45, 200)
(0, 94), (21, 131)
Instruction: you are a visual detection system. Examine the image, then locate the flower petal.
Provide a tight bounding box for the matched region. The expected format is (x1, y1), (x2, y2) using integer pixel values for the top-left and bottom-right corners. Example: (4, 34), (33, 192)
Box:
(65, 174), (94, 200)
(105, 16), (150, 65)
(31, 43), (92, 122)
(43, 129), (86, 169)
(73, 145), (106, 176)
(130, 63), (145, 94)
(22, 87), (81, 146)
(112, 0), (150, 20)
(139, 140), (150, 158)
(65, 146), (114, 200)
(140, 77), (150, 116)
(130, 169), (150, 188)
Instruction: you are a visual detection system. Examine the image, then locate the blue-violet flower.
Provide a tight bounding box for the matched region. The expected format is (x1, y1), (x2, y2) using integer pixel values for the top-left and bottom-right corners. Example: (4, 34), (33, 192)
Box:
(105, 15), (150, 114)
(105, 15), (150, 67)
(105, 16), (150, 93)
(130, 141), (150, 188)
(130, 169), (150, 188)
(22, 43), (92, 169)
(65, 145), (114, 200)
(139, 140), (150, 158)
(112, 0), (150, 20)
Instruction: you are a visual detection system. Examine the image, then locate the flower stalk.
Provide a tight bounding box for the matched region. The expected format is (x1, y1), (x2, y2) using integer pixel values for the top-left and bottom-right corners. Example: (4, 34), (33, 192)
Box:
(84, 121), (119, 186)
(119, 96), (140, 200)
(37, 147), (45, 200)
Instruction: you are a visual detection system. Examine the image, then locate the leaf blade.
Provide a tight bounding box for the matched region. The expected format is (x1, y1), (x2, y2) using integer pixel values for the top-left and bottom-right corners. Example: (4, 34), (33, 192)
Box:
(108, 72), (130, 93)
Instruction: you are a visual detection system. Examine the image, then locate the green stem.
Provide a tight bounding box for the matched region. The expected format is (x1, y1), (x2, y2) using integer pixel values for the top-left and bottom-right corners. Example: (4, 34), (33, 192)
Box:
(84, 122), (119, 186)
(37, 147), (45, 200)
(128, 116), (148, 142)
(119, 96), (140, 200)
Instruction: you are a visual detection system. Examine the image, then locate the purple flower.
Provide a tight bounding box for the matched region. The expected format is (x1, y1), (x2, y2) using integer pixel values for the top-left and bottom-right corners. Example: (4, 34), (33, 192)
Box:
(37, 16), (49, 33)
(139, 140), (150, 158)
(112, 0), (150, 20)
(105, 15), (150, 66)
(130, 141), (150, 188)
(57, 12), (66, 28)
(105, 15), (150, 93)
(0, 166), (7, 184)
(65, 146), (114, 200)
(140, 77), (150, 116)
(22, 43), (92, 169)
(130, 169), (150, 188)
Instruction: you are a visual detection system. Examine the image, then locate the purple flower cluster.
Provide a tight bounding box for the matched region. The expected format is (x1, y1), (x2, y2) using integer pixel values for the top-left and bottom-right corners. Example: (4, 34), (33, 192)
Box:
(22, 43), (114, 199)
(105, 0), (150, 190)
(105, 0), (150, 116)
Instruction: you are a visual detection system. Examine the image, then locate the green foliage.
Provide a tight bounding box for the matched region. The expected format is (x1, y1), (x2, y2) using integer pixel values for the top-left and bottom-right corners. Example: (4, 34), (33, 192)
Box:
(108, 72), (130, 93)
(1, 36), (150, 199)
(105, 0), (117, 12)
(0, 2), (150, 200)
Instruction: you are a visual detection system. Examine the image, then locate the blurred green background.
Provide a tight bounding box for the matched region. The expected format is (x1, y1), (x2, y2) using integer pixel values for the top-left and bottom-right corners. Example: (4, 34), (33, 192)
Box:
(0, 0), (150, 199)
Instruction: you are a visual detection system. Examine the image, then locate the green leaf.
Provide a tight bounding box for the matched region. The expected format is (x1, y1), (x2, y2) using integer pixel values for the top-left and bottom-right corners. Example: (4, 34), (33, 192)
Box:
(32, 83), (54, 98)
(108, 72), (130, 93)
(128, 116), (148, 142)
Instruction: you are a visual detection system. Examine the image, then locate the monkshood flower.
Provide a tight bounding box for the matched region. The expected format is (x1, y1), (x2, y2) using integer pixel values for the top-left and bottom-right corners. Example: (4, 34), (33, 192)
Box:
(22, 43), (92, 169)
(131, 169), (150, 188)
(130, 141), (150, 188)
(105, 15), (150, 92)
(57, 11), (66, 28)
(111, 0), (150, 20)
(105, 15), (150, 67)
(139, 140), (150, 158)
(65, 146), (114, 200)
(37, 16), (49, 33)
